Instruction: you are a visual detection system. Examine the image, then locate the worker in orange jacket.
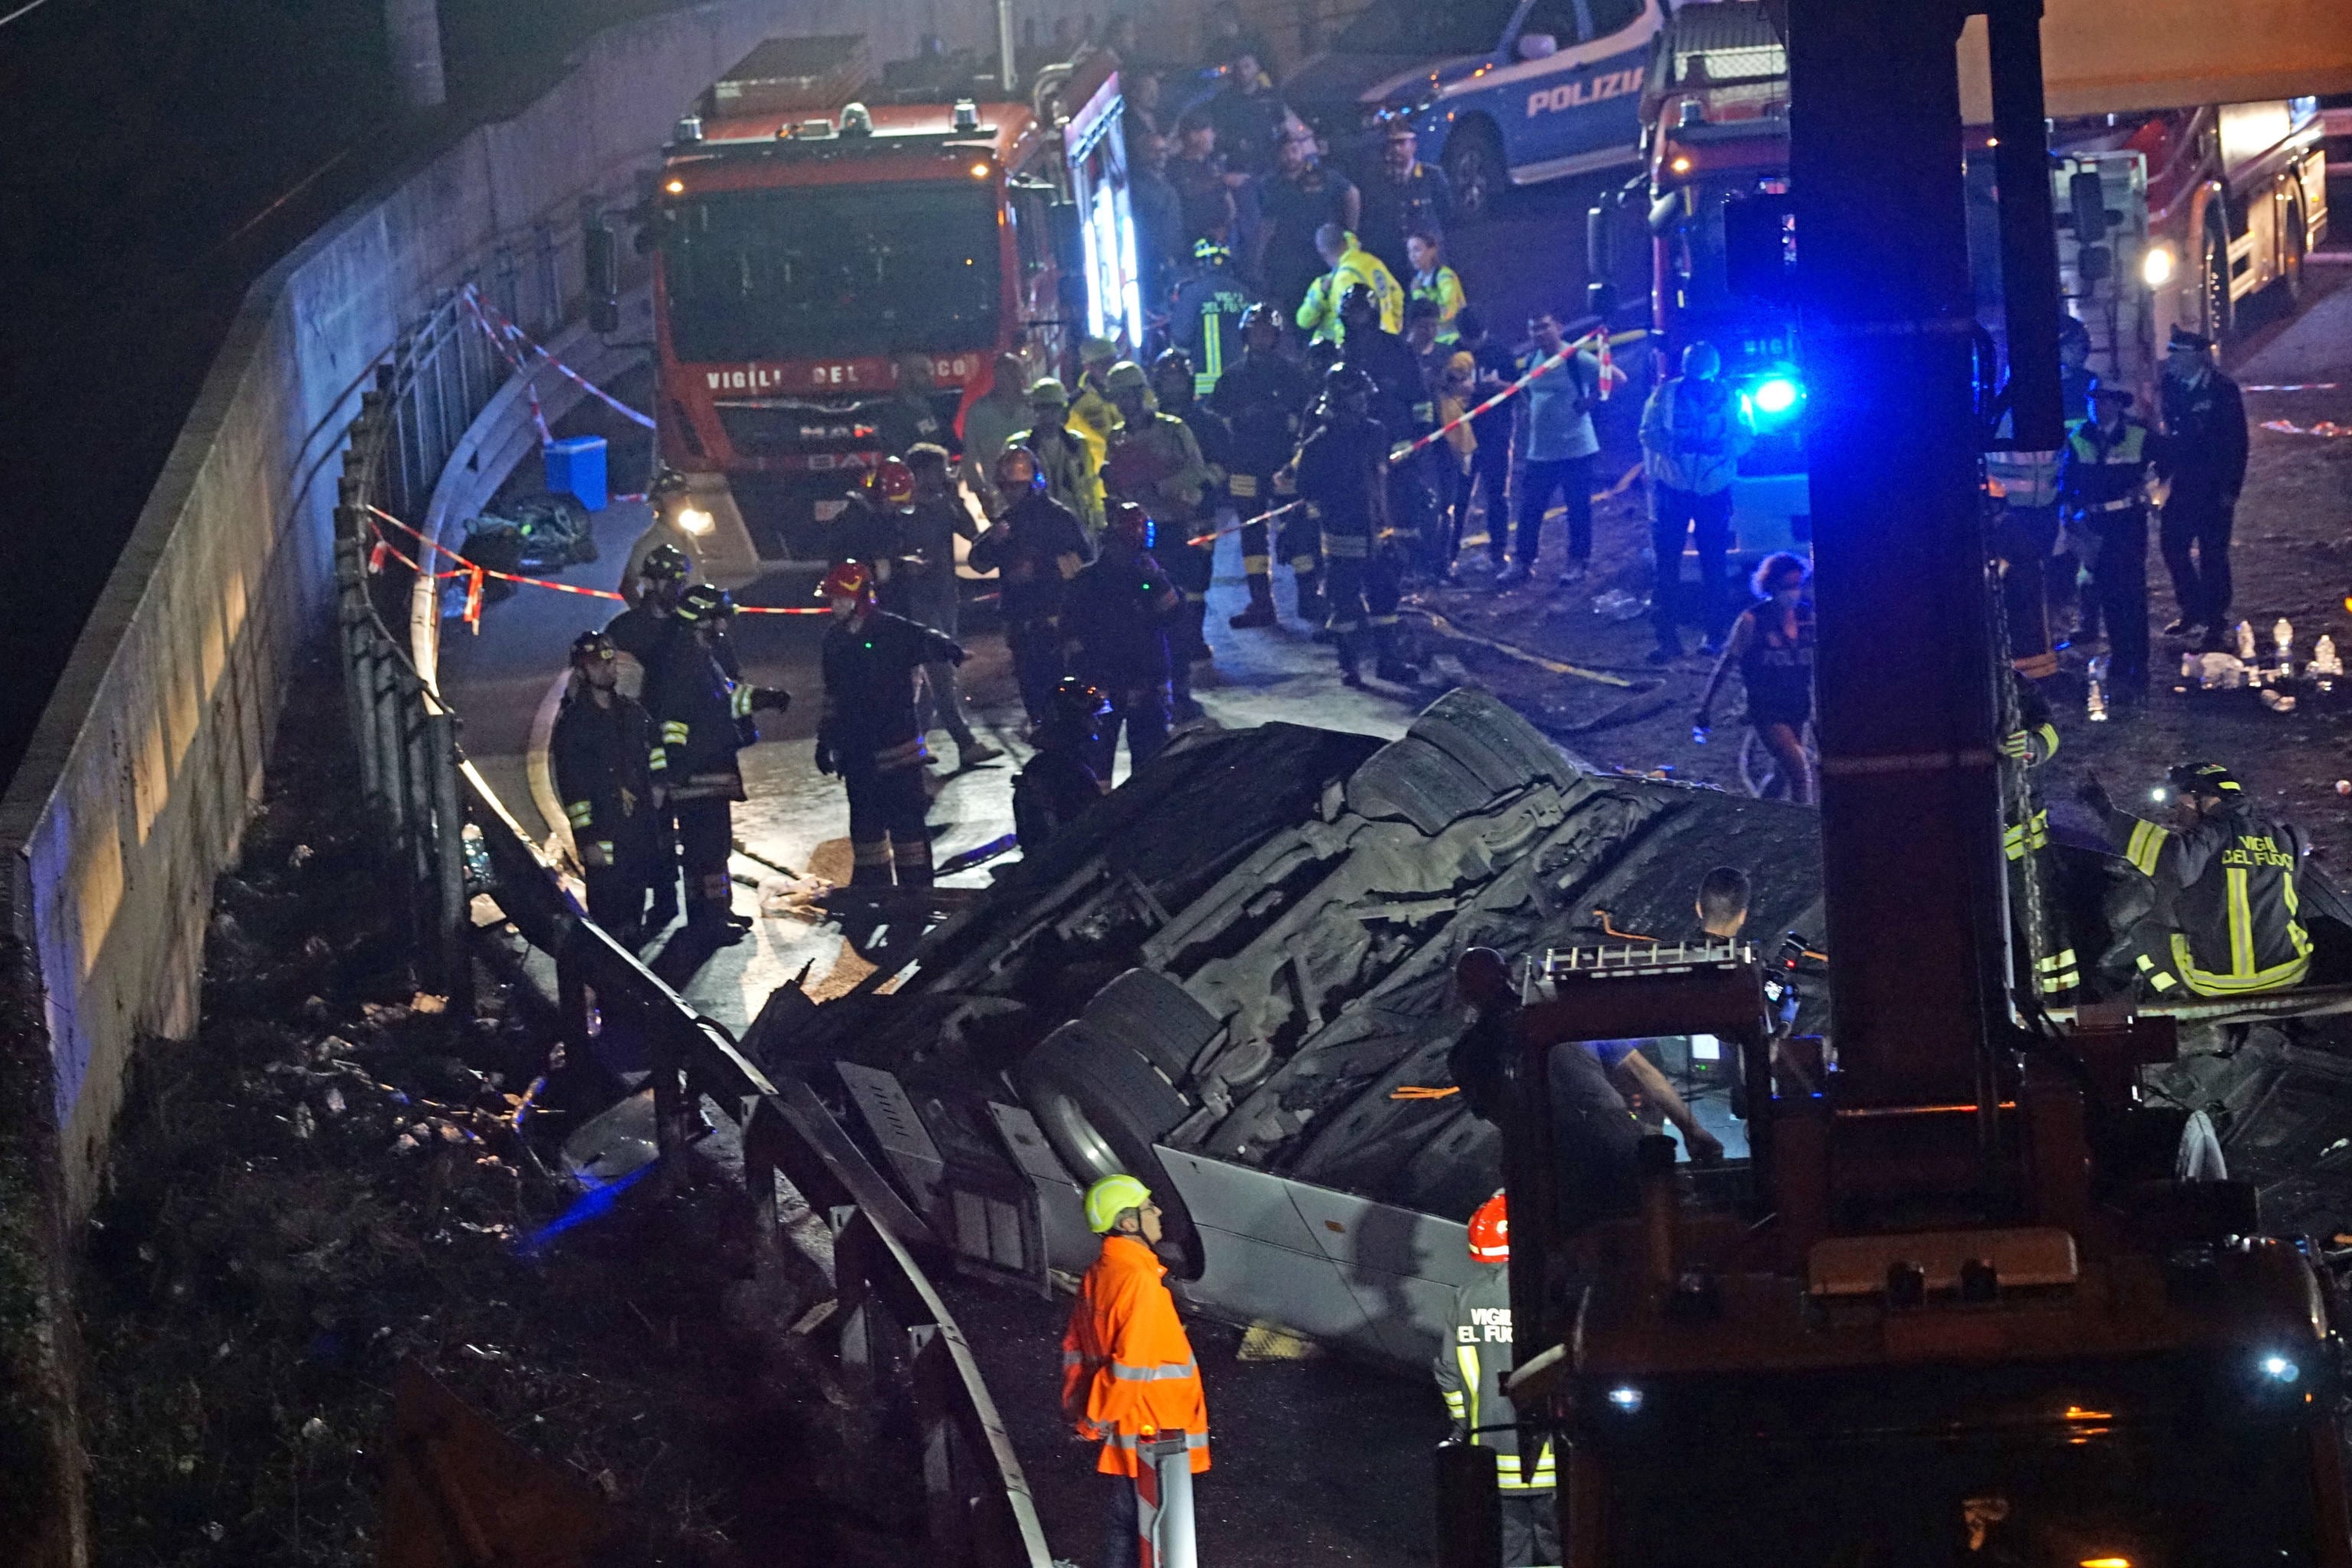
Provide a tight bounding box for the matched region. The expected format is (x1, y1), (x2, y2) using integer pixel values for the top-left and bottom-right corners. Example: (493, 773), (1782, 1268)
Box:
(1063, 1173), (1210, 1568)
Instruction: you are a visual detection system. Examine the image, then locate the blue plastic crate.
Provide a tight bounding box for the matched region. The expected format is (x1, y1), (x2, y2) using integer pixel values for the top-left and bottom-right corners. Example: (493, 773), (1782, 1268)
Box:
(543, 435), (608, 511)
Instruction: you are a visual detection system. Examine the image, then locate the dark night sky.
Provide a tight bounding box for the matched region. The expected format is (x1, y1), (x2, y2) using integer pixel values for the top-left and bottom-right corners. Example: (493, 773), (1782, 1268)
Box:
(0, 0), (691, 789)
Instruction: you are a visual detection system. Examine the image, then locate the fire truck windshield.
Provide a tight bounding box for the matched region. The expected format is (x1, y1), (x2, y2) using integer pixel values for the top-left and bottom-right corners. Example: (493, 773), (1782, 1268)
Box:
(665, 181), (1002, 363)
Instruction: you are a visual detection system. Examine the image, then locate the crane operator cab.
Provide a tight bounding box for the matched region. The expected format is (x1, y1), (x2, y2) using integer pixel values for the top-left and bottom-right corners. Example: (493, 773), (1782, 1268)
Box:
(1445, 938), (2352, 1568)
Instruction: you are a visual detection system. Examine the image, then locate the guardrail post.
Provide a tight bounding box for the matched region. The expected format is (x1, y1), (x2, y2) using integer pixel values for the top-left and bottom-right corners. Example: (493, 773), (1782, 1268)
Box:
(425, 708), (472, 1008)
(400, 675), (438, 957)
(908, 1323), (965, 1562)
(1137, 1432), (1200, 1568)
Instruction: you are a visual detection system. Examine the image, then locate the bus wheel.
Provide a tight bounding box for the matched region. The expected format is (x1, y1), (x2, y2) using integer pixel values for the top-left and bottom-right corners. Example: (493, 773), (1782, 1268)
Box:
(2199, 217), (2234, 342)
(1443, 121), (1504, 224)
(2281, 199), (2306, 307)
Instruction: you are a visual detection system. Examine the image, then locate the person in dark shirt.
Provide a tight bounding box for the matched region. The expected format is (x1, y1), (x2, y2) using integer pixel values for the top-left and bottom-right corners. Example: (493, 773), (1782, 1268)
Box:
(874, 353), (950, 459)
(1356, 121), (1453, 283)
(2154, 324), (2250, 648)
(1201, 0), (1275, 80)
(1204, 50), (1287, 177)
(551, 630), (662, 942)
(648, 585), (789, 939)
(1258, 134), (1360, 318)
(1012, 677), (1109, 854)
(1168, 115), (1238, 250)
(1061, 501), (1184, 779)
(1129, 131), (1187, 310)
(1452, 309), (1519, 573)
(895, 446), (1002, 771)
(972, 443), (1094, 726)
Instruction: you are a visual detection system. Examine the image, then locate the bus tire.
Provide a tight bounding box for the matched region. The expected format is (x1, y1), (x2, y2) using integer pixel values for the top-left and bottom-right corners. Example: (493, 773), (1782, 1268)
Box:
(1013, 1022), (1202, 1272)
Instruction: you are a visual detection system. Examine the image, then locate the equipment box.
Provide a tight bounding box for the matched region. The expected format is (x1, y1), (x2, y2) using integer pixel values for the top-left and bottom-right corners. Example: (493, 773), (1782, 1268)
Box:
(543, 436), (608, 512)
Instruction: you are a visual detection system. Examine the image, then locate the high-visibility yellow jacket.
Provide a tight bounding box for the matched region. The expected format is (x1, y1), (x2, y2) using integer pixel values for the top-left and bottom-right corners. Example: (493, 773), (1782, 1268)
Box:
(1295, 235), (1404, 345)
(1062, 1233), (1210, 1477)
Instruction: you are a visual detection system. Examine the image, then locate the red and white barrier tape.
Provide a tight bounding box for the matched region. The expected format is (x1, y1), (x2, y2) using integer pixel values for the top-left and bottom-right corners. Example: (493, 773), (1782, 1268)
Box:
(2246, 383), (2341, 393)
(2260, 418), (2352, 438)
(459, 285), (657, 432)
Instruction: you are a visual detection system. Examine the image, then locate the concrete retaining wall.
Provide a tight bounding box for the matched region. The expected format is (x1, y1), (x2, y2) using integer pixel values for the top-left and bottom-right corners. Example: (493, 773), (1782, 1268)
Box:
(0, 0), (1119, 1229)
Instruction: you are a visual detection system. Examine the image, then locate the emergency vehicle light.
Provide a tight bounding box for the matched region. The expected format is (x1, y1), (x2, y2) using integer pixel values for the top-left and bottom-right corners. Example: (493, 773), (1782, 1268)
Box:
(675, 506), (715, 537)
(2262, 1354), (2301, 1383)
(1606, 1386), (1643, 1413)
(2141, 242), (2176, 287)
(675, 115), (704, 143)
(1753, 375), (1801, 416)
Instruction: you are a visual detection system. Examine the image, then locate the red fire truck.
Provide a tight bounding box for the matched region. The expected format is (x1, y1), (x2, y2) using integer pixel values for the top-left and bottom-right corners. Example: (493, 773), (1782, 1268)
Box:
(620, 38), (1139, 579)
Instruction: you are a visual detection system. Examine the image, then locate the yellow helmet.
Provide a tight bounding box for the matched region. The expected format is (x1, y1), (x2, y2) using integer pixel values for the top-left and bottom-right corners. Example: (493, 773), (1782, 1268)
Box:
(1084, 1173), (1153, 1234)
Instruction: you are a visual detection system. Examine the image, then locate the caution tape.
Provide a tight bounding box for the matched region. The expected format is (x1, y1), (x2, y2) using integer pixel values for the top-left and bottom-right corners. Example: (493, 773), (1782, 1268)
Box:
(364, 504), (825, 619)
(1403, 606), (1635, 689)
(460, 285), (657, 432)
(2261, 418), (2352, 438)
(2245, 383), (2341, 392)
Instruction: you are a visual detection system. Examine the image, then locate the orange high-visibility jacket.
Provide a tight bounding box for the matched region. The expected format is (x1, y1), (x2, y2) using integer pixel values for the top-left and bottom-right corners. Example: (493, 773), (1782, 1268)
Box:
(1060, 1233), (1211, 1477)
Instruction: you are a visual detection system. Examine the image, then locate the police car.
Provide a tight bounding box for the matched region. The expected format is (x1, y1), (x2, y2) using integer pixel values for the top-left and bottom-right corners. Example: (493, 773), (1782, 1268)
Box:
(1286, 0), (1663, 219)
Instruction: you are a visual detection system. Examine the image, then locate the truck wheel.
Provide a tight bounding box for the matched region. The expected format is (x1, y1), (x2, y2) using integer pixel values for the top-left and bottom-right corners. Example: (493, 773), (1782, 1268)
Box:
(1014, 1022), (1203, 1274)
(2199, 217), (2234, 342)
(1443, 122), (1505, 225)
(2281, 199), (2306, 307)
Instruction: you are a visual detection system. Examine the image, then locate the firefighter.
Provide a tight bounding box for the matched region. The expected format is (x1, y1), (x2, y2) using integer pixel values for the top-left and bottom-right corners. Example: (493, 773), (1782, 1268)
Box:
(815, 561), (967, 889)
(1062, 501), (1183, 779)
(829, 456), (917, 596)
(1339, 281), (1437, 584)
(1154, 348), (1235, 701)
(1012, 377), (1104, 534)
(1295, 362), (1413, 686)
(551, 630), (662, 943)
(1205, 302), (1313, 629)
(2154, 324), (2249, 648)
(1436, 1192), (1558, 1568)
(648, 584), (789, 939)
(898, 444), (1003, 771)
(1295, 223), (1403, 345)
(2056, 384), (2155, 704)
(1070, 335), (1125, 458)
(1061, 1173), (1210, 1568)
(1011, 677), (1109, 855)
(1169, 230), (1253, 399)
(2079, 762), (2310, 1000)
(1101, 360), (1217, 720)
(2001, 678), (2073, 1001)
(971, 443), (1093, 727)
(605, 541), (691, 684)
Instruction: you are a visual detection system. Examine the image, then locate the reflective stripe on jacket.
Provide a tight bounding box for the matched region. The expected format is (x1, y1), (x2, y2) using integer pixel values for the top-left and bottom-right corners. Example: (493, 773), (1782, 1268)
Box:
(1295, 236), (1405, 345)
(2057, 420), (2151, 516)
(2107, 803), (2311, 996)
(1061, 1234), (1210, 1477)
(1432, 1266), (1554, 1491)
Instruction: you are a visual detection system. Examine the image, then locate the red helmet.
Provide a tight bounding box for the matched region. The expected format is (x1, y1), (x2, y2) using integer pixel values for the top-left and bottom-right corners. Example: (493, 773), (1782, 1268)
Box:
(1104, 499), (1151, 551)
(1467, 1191), (1508, 1263)
(820, 560), (875, 603)
(864, 456), (916, 508)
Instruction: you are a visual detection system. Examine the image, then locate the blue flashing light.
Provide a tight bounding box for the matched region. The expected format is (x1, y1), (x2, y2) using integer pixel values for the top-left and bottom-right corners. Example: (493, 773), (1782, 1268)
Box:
(2262, 1354), (2301, 1383)
(1753, 375), (1801, 416)
(1606, 1385), (1644, 1413)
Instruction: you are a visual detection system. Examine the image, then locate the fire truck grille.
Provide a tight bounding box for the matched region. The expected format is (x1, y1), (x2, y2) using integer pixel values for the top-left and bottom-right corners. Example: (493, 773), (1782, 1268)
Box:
(713, 400), (885, 458)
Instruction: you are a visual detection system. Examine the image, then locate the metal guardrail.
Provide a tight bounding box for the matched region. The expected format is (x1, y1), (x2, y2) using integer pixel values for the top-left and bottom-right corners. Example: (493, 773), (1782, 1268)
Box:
(332, 304), (1053, 1568)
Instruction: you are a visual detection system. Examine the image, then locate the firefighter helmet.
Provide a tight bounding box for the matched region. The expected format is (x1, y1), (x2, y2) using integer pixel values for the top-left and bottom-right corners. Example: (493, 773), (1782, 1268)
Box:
(1152, 347), (1193, 385)
(1105, 359), (1151, 394)
(1080, 335), (1120, 367)
(569, 629), (616, 665)
(1084, 1173), (1153, 1233)
(1322, 361), (1375, 408)
(639, 542), (691, 583)
(1104, 499), (1151, 552)
(1026, 376), (1071, 409)
(674, 582), (731, 624)
(1339, 280), (1380, 321)
(1467, 1191), (1508, 1263)
(995, 443), (1047, 497)
(2167, 761), (2243, 799)
(820, 560), (875, 603)
(647, 464), (691, 501)
(864, 456), (917, 508)
(1047, 675), (1109, 738)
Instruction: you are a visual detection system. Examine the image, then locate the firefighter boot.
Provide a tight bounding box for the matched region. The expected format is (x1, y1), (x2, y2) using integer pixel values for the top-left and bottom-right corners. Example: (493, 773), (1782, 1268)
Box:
(1185, 595), (1213, 663)
(1230, 574), (1278, 629)
(1374, 623), (1420, 686)
(850, 838), (896, 887)
(685, 872), (749, 944)
(892, 835), (934, 889)
(1337, 629), (1367, 689)
(1292, 557), (1325, 628)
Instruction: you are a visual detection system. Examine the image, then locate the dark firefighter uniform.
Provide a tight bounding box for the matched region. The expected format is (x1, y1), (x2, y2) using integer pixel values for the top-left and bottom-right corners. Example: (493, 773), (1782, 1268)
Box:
(818, 588), (965, 887)
(1294, 368), (1404, 684)
(1207, 329), (1312, 626)
(1062, 505), (1184, 779)
(2102, 765), (2310, 998)
(1011, 680), (1108, 855)
(1169, 239), (1253, 399)
(646, 595), (777, 932)
(551, 663), (662, 942)
(1158, 356), (1236, 688)
(1102, 377), (1216, 712)
(1344, 315), (1438, 575)
(969, 477), (1093, 725)
(1999, 680), (2071, 999)
(1436, 1261), (1558, 1567)
(2055, 394), (2154, 701)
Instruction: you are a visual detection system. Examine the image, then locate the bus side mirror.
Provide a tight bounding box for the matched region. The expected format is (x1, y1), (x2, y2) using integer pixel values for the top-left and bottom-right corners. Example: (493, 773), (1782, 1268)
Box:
(583, 215), (620, 335)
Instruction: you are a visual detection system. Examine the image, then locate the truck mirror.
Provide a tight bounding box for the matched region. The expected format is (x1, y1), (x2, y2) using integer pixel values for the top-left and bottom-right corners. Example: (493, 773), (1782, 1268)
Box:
(1047, 198), (1084, 277)
(2076, 243), (2112, 286)
(583, 217), (619, 334)
(1588, 278), (1621, 320)
(2068, 168), (2110, 245)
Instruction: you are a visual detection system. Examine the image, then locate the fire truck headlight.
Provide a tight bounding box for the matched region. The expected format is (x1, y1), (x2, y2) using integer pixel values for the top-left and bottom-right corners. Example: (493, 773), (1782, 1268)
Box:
(2141, 243), (2176, 288)
(675, 505), (715, 537)
(2261, 1354), (2301, 1383)
(1606, 1385), (1643, 1413)
(969, 160), (992, 181)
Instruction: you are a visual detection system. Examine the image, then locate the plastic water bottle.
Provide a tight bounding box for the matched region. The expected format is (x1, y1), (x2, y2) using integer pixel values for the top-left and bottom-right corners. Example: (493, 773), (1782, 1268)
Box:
(2236, 620), (2258, 661)
(2275, 618), (2295, 679)
(2315, 635), (2341, 694)
(2087, 654), (2110, 723)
